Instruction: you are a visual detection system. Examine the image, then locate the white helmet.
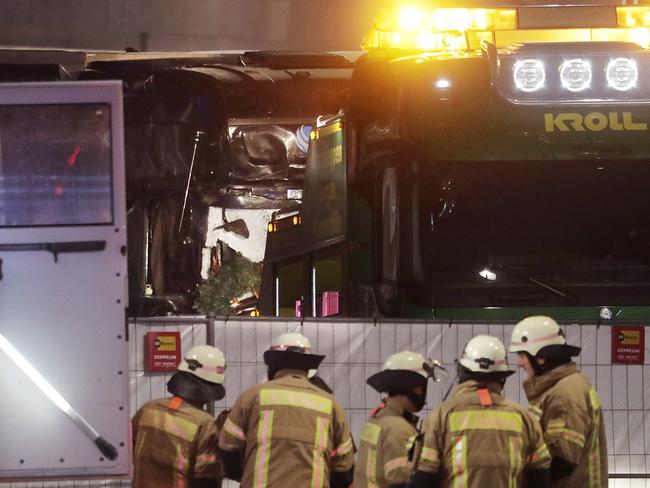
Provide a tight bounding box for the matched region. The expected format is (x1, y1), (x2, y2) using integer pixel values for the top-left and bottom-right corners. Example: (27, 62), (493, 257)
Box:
(384, 351), (428, 378)
(459, 335), (512, 374)
(264, 332), (325, 371)
(177, 345), (226, 384)
(269, 332), (312, 353)
(510, 316), (580, 357)
(367, 351), (428, 393)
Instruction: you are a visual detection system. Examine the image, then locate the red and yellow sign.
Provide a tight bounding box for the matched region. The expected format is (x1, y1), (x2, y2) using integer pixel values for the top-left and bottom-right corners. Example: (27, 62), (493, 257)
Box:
(146, 332), (182, 372)
(611, 326), (645, 364)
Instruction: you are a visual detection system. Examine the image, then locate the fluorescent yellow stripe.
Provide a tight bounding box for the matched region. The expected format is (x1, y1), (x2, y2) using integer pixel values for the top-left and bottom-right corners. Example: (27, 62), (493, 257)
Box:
(224, 418), (246, 441)
(588, 409), (602, 488)
(547, 427), (586, 448)
(590, 388), (601, 410)
(253, 410), (274, 488)
(195, 454), (217, 469)
(384, 456), (409, 474)
(529, 405), (543, 419)
(310, 416), (330, 488)
(361, 422), (382, 445)
(508, 435), (521, 488)
(406, 434), (417, 452)
(588, 388), (602, 488)
(452, 435), (467, 488)
(421, 446), (438, 463)
(366, 448), (379, 488)
(175, 444), (188, 488)
(260, 389), (332, 414)
(332, 437), (353, 457)
(526, 440), (550, 465)
(449, 410), (523, 433)
(139, 409), (198, 442)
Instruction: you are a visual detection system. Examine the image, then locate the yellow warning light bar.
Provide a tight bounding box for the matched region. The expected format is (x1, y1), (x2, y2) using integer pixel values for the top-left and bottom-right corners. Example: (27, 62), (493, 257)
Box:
(362, 6), (517, 51)
(617, 7), (650, 28)
(495, 27), (650, 49)
(364, 5), (650, 51)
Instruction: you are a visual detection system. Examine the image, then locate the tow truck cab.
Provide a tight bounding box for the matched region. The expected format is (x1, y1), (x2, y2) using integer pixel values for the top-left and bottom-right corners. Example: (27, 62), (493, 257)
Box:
(261, 2), (650, 322)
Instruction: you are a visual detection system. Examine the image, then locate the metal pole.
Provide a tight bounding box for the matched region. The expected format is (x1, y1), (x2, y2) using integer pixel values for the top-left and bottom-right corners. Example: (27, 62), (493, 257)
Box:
(178, 131), (204, 233)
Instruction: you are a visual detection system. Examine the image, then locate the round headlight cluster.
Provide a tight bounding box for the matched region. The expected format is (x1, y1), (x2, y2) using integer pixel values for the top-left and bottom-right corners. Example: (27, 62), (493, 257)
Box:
(513, 59), (545, 92)
(606, 57), (638, 91)
(560, 59), (592, 92)
(512, 56), (640, 93)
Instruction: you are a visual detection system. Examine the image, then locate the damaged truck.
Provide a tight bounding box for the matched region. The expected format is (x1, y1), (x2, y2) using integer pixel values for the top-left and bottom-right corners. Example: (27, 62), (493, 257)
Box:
(0, 48), (355, 314)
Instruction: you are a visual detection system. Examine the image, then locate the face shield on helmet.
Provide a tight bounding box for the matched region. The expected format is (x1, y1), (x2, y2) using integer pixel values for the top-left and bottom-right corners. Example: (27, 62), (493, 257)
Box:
(459, 335), (515, 379)
(263, 332), (325, 380)
(367, 351), (430, 411)
(510, 316), (580, 358)
(168, 345), (226, 404)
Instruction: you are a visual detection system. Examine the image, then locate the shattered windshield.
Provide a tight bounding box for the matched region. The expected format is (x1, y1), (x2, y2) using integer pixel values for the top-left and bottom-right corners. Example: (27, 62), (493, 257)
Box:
(414, 159), (650, 306)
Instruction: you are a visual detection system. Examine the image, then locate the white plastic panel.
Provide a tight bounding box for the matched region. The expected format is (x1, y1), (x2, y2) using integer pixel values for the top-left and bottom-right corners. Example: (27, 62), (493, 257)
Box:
(0, 82), (129, 480)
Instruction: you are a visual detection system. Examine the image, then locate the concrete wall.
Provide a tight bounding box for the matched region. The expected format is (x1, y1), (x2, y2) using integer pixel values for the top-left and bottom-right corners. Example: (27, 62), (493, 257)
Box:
(0, 0), (388, 52)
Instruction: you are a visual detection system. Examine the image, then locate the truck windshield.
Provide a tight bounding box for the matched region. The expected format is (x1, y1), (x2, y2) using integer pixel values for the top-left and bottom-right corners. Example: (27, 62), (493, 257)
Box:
(415, 159), (650, 306)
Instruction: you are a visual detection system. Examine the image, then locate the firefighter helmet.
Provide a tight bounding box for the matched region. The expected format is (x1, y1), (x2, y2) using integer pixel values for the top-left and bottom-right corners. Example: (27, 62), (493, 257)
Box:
(177, 345), (226, 384)
(459, 335), (514, 375)
(367, 351), (428, 393)
(510, 316), (580, 357)
(263, 332), (325, 371)
(168, 345), (226, 403)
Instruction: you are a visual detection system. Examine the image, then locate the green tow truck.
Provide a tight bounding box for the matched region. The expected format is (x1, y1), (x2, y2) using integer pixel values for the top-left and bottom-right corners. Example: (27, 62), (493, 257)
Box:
(260, 2), (650, 323)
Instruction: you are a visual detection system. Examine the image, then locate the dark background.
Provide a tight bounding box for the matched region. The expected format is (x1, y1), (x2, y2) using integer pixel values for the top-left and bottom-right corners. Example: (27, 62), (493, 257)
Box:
(0, 0), (392, 52)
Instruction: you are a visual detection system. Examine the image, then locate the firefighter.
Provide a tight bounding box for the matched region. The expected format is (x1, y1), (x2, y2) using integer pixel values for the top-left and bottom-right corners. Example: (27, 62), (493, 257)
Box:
(218, 331), (355, 487)
(132, 344), (227, 488)
(510, 316), (608, 487)
(355, 351), (430, 488)
(408, 335), (551, 488)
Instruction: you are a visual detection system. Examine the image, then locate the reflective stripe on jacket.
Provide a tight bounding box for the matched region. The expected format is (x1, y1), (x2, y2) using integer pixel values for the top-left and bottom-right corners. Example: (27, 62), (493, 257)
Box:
(354, 397), (419, 488)
(218, 369), (355, 488)
(132, 397), (222, 488)
(417, 380), (551, 488)
(523, 362), (608, 488)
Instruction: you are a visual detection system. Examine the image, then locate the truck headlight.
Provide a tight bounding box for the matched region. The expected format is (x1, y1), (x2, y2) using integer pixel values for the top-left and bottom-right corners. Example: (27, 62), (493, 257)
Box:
(560, 59), (592, 92)
(513, 59), (545, 92)
(606, 57), (638, 91)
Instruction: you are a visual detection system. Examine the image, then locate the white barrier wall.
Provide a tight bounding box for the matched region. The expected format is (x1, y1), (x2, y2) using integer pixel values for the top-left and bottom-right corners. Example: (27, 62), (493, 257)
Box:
(5, 317), (650, 487)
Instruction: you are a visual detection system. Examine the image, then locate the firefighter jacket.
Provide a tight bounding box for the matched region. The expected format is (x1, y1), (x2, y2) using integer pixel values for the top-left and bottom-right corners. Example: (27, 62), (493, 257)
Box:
(523, 362), (608, 488)
(132, 396), (222, 488)
(355, 397), (420, 488)
(218, 369), (355, 488)
(416, 380), (551, 488)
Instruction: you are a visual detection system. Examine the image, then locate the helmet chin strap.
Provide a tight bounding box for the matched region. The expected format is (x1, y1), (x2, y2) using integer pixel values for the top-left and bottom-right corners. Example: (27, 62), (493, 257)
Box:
(405, 390), (426, 411)
(525, 352), (546, 376)
(267, 365), (278, 381)
(389, 387), (426, 412)
(528, 348), (572, 376)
